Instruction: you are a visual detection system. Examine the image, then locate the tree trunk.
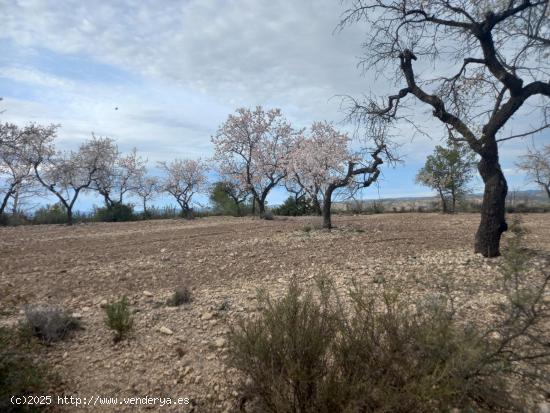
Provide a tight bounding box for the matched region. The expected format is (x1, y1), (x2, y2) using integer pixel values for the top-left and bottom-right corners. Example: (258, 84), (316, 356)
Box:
(545, 184), (550, 199)
(66, 208), (73, 226)
(143, 200), (148, 219)
(0, 191), (11, 217)
(474, 155), (508, 258)
(322, 188), (334, 229)
(438, 188), (447, 213)
(258, 198), (266, 217)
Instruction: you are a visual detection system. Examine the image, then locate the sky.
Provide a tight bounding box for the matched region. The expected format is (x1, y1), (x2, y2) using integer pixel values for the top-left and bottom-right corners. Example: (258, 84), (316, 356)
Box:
(0, 0), (548, 212)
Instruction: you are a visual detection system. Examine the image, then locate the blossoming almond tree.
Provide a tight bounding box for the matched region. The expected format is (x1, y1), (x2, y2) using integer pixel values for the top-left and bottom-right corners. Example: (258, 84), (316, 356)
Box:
(158, 159), (207, 218)
(32, 134), (116, 225)
(289, 121), (393, 229)
(93, 146), (146, 209)
(212, 106), (299, 217)
(0, 123), (56, 220)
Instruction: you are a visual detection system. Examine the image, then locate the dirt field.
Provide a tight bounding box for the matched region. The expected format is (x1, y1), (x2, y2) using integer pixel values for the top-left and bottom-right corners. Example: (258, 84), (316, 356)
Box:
(1, 213), (549, 412)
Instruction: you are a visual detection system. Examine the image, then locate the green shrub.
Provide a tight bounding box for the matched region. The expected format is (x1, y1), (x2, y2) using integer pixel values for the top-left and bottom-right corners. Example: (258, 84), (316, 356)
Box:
(104, 296), (133, 342)
(229, 227), (550, 413)
(94, 202), (134, 222)
(167, 287), (192, 306)
(0, 326), (54, 412)
(22, 305), (81, 343)
(143, 205), (179, 220)
(273, 196), (316, 216)
(32, 203), (68, 225)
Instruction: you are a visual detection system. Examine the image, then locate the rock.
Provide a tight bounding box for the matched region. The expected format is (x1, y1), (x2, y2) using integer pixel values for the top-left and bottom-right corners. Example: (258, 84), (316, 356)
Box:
(201, 312), (214, 321)
(160, 248), (167, 253)
(158, 326), (174, 335)
(143, 290), (154, 297)
(99, 299), (108, 308)
(489, 331), (502, 341)
(539, 402), (550, 413)
(214, 338), (226, 348)
(71, 312), (83, 319)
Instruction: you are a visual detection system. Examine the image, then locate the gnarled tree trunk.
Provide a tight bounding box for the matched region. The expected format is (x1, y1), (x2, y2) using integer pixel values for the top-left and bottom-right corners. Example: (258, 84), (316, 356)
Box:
(474, 154), (508, 257)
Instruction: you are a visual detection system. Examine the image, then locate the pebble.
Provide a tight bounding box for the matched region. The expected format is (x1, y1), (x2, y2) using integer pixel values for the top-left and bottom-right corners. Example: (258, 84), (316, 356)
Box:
(143, 291), (154, 297)
(158, 326), (174, 335)
(201, 312), (215, 321)
(214, 338), (226, 348)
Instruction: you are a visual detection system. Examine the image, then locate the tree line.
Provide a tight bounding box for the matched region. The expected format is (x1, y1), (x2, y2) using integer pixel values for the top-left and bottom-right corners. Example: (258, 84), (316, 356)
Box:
(0, 107), (394, 229)
(2, 0), (550, 259)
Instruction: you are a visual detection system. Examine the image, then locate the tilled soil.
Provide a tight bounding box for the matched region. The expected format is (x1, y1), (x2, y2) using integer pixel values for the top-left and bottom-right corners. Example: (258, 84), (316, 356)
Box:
(1, 213), (549, 412)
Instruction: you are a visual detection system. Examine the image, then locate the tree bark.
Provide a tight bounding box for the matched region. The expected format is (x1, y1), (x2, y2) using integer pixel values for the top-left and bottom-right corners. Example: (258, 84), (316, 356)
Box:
(322, 188), (334, 229)
(474, 155), (508, 257)
(66, 208), (73, 226)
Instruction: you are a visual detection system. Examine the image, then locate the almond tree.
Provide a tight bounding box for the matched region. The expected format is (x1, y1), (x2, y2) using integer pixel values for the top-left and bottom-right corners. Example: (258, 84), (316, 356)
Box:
(517, 143), (550, 198)
(133, 174), (159, 217)
(33, 135), (115, 225)
(212, 106), (299, 217)
(93, 146), (145, 209)
(0, 123), (57, 221)
(340, 0), (550, 257)
(289, 121), (392, 229)
(158, 159), (207, 218)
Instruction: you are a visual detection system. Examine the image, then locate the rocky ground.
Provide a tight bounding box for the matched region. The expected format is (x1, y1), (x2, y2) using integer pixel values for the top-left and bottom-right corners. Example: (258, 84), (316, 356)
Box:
(1, 213), (549, 412)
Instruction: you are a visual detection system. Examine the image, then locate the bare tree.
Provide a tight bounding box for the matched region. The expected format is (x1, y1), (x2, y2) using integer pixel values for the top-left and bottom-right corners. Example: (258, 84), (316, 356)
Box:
(517, 143), (550, 198)
(133, 174), (159, 217)
(212, 107), (299, 217)
(1, 123), (57, 221)
(289, 120), (393, 229)
(33, 135), (115, 225)
(340, 0), (550, 257)
(158, 159), (207, 218)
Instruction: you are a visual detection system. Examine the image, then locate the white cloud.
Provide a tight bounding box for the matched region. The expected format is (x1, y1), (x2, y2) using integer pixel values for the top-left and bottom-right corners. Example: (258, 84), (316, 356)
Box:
(0, 0), (548, 204)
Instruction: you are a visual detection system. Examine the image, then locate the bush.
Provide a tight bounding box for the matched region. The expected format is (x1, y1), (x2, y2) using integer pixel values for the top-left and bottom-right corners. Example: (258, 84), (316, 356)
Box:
(273, 196), (316, 216)
(143, 205), (179, 220)
(22, 305), (81, 343)
(104, 296), (133, 342)
(0, 326), (54, 412)
(167, 287), (192, 306)
(94, 202), (134, 222)
(229, 227), (550, 412)
(32, 203), (68, 225)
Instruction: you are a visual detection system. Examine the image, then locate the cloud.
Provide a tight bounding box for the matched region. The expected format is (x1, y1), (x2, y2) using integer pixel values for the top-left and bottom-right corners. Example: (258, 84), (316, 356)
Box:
(0, 0), (548, 205)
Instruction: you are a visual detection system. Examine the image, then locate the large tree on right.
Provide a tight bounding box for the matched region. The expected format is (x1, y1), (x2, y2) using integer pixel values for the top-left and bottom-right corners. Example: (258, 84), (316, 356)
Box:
(340, 0), (550, 257)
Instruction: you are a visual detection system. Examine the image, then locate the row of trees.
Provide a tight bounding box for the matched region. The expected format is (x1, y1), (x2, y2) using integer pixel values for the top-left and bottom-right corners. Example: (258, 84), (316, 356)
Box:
(1, 106), (393, 228)
(212, 107), (394, 228)
(0, 123), (209, 224)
